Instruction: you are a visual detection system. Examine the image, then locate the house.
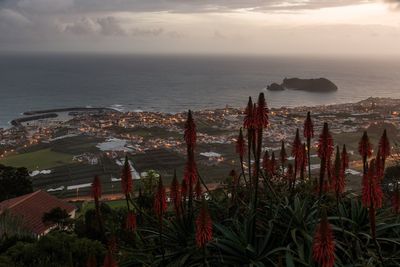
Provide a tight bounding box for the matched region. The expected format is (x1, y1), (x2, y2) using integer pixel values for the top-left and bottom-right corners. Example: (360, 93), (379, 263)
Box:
(0, 190), (76, 237)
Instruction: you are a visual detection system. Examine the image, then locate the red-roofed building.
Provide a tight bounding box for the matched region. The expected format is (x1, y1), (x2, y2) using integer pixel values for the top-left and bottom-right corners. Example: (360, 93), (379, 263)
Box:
(0, 190), (76, 237)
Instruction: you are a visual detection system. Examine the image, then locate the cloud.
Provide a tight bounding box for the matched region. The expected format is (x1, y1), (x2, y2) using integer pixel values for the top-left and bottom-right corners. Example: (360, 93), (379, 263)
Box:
(64, 17), (127, 36)
(1, 0), (370, 14)
(97, 17), (125, 36)
(64, 17), (100, 35)
(0, 0), (399, 54)
(167, 31), (184, 39)
(131, 28), (163, 37)
(64, 16), (164, 37)
(16, 0), (74, 13)
(0, 8), (31, 26)
(213, 30), (226, 40)
(384, 0), (400, 8)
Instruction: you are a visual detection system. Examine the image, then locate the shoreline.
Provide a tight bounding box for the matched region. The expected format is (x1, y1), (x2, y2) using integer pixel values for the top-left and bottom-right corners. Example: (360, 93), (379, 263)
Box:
(8, 107), (120, 128)
(23, 107), (118, 116)
(4, 97), (399, 128)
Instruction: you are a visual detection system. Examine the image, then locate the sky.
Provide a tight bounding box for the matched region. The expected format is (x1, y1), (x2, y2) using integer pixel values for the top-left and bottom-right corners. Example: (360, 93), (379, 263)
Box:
(0, 0), (400, 55)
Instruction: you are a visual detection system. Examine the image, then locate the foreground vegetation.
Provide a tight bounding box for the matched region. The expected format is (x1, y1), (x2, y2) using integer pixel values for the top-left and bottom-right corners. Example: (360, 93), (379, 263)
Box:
(1, 94), (400, 267)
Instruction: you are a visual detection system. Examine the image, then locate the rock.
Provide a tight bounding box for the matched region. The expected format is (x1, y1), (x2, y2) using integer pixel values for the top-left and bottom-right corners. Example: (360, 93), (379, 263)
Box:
(282, 78), (338, 92)
(266, 83), (285, 91)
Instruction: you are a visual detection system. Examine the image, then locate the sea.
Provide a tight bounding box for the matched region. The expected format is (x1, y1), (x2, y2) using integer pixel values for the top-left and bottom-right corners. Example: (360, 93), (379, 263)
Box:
(0, 53), (399, 128)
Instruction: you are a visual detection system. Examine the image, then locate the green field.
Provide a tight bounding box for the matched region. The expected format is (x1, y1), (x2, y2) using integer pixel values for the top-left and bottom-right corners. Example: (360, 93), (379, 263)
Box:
(84, 199), (127, 210)
(0, 148), (73, 170)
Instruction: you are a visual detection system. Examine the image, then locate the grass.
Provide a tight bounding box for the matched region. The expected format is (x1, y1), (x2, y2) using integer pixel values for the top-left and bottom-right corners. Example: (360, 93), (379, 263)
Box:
(92, 199), (126, 209)
(51, 136), (103, 154)
(79, 199), (127, 215)
(0, 148), (73, 170)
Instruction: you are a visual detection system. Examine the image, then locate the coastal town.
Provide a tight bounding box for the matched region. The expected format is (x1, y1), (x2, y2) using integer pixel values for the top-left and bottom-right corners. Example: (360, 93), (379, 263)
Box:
(0, 97), (399, 199)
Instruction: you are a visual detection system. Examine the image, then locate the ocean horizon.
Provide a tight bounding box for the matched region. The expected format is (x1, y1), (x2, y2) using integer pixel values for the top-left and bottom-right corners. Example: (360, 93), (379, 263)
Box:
(1, 53), (399, 127)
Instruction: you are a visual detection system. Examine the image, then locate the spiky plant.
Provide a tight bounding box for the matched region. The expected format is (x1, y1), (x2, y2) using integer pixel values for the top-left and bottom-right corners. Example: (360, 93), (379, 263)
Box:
(312, 210), (335, 267)
(91, 175), (105, 238)
(291, 128), (302, 189)
(280, 140), (287, 173)
(304, 111), (314, 181)
(379, 129), (391, 173)
(359, 131), (372, 175)
(317, 123), (334, 198)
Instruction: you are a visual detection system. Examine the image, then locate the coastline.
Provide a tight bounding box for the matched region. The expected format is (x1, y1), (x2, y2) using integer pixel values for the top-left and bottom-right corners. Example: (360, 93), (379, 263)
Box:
(8, 107), (120, 128)
(23, 107), (118, 116)
(4, 96), (400, 129)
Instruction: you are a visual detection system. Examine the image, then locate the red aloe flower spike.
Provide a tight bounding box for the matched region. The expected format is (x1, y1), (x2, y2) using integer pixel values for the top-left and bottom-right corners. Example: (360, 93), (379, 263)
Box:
(359, 131), (372, 175)
(236, 128), (246, 158)
(362, 159), (383, 244)
(299, 143), (307, 180)
(338, 144), (349, 192)
(184, 156), (198, 186)
(332, 146), (344, 194)
(375, 149), (384, 180)
(184, 110), (197, 217)
(379, 129), (391, 161)
(362, 159), (383, 209)
(236, 128), (247, 186)
(121, 155), (133, 196)
(91, 175), (105, 237)
(252, 103), (258, 140)
(243, 97), (254, 129)
(292, 128), (302, 160)
(170, 171), (181, 215)
(392, 185), (400, 214)
(280, 140), (287, 172)
(359, 131), (372, 158)
(318, 123), (334, 160)
(91, 175), (102, 201)
(255, 92), (269, 129)
(304, 111), (314, 139)
(312, 210), (335, 267)
(317, 123), (334, 197)
(262, 150), (270, 173)
(125, 211), (137, 232)
(379, 129), (390, 180)
(292, 128), (302, 184)
(252, 102), (257, 124)
(154, 176), (167, 219)
(86, 254), (97, 267)
(195, 178), (202, 200)
(195, 201), (213, 248)
(184, 110), (197, 147)
(304, 111), (314, 180)
(102, 250), (118, 267)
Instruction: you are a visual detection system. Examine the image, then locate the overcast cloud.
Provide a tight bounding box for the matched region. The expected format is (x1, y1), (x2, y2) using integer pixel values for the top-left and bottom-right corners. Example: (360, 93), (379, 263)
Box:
(0, 0), (399, 54)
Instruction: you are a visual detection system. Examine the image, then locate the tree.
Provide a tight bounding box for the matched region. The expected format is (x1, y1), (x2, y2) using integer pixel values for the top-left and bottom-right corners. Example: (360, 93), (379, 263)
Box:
(0, 165), (32, 201)
(141, 170), (159, 196)
(4, 232), (104, 267)
(382, 165), (400, 195)
(42, 208), (72, 231)
(0, 211), (32, 239)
